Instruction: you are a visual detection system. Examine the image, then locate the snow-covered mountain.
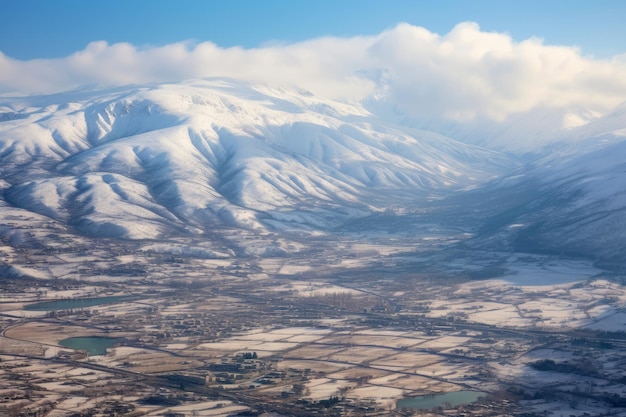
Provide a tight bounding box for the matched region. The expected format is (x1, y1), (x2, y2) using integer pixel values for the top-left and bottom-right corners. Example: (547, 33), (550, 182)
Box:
(0, 79), (515, 240)
(465, 109), (626, 262)
(2, 78), (626, 264)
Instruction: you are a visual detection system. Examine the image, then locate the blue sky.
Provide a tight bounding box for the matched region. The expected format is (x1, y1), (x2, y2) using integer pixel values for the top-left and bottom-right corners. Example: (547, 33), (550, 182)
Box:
(2, 0), (626, 142)
(2, 0), (626, 59)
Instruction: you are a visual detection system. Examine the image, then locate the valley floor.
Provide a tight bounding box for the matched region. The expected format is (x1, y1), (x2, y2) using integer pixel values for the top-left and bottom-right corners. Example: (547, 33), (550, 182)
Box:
(1, 225), (626, 417)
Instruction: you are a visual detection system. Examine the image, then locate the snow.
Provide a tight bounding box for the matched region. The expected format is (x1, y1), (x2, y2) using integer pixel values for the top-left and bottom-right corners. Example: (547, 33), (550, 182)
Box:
(3, 77), (625, 260)
(305, 377), (350, 399)
(501, 257), (600, 286)
(0, 78), (516, 239)
(140, 242), (232, 259)
(143, 401), (249, 417)
(585, 310), (626, 332)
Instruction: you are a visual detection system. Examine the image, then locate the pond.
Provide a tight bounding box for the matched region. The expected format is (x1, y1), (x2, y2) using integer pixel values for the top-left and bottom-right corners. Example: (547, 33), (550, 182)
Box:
(396, 391), (485, 410)
(24, 295), (132, 311)
(59, 336), (120, 356)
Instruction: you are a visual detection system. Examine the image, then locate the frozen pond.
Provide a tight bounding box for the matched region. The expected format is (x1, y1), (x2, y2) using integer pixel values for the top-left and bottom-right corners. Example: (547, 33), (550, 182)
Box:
(397, 390), (485, 410)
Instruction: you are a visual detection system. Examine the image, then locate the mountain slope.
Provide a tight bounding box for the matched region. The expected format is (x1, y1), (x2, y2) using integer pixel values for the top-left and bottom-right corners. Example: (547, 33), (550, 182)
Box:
(465, 110), (626, 262)
(0, 79), (516, 240)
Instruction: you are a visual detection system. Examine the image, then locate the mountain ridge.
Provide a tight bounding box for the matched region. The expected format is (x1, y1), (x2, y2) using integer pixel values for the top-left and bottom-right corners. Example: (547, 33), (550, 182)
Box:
(2, 78), (626, 263)
(0, 79), (516, 240)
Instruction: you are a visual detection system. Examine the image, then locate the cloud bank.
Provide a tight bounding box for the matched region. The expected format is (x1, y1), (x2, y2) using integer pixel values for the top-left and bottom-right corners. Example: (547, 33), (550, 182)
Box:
(2, 22), (626, 147)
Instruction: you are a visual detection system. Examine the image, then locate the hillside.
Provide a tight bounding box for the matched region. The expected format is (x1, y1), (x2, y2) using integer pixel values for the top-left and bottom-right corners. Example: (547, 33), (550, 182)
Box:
(0, 79), (514, 240)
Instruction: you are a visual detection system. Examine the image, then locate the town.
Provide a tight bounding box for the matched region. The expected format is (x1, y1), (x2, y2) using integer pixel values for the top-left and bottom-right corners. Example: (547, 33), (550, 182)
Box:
(1, 223), (626, 417)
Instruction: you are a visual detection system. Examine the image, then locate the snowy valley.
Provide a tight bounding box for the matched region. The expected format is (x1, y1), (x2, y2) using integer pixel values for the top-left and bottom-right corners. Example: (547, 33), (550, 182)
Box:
(1, 79), (626, 417)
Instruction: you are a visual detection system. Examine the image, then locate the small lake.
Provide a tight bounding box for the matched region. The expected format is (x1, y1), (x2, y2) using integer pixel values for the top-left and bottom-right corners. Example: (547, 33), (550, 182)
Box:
(24, 295), (132, 311)
(59, 336), (120, 356)
(397, 391), (485, 410)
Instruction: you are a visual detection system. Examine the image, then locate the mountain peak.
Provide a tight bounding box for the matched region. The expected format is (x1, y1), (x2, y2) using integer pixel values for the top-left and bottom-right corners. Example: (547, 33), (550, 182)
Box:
(0, 79), (515, 240)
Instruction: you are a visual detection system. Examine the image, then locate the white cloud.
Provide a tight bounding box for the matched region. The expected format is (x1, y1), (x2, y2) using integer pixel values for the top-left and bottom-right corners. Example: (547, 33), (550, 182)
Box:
(368, 23), (626, 122)
(1, 22), (626, 148)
